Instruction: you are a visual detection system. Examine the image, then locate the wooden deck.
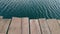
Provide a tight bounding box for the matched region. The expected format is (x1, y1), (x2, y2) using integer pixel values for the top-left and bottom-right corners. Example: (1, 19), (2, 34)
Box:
(0, 16), (60, 34)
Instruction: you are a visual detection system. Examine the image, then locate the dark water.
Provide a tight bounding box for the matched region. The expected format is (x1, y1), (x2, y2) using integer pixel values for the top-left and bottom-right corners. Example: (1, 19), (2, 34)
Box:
(0, 0), (60, 19)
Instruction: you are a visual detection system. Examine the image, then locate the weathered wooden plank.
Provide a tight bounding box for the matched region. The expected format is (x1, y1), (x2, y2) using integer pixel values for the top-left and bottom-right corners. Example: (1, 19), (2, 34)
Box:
(0, 19), (11, 34)
(39, 19), (50, 34)
(47, 19), (60, 34)
(8, 17), (21, 34)
(57, 20), (60, 24)
(30, 19), (41, 34)
(22, 17), (29, 34)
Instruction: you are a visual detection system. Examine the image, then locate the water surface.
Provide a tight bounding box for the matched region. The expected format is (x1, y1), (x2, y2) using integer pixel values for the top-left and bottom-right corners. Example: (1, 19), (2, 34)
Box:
(0, 0), (60, 19)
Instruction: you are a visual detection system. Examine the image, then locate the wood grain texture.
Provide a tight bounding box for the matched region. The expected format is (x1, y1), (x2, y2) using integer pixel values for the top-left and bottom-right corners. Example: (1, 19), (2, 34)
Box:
(8, 17), (22, 34)
(47, 19), (60, 34)
(39, 19), (51, 34)
(22, 17), (29, 34)
(0, 19), (11, 34)
(30, 19), (41, 34)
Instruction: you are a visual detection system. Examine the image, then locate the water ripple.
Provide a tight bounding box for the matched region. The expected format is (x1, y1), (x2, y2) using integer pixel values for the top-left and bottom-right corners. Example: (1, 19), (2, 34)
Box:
(0, 0), (60, 19)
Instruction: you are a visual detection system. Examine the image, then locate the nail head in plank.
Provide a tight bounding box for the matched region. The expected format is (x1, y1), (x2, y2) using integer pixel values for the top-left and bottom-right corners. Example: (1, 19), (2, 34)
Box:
(8, 17), (22, 34)
(22, 17), (29, 34)
(39, 19), (50, 34)
(47, 19), (60, 34)
(30, 19), (41, 34)
(0, 19), (11, 34)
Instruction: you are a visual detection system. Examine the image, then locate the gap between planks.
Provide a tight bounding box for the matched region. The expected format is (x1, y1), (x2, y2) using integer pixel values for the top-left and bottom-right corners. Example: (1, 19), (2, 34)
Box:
(0, 19), (11, 34)
(30, 19), (41, 34)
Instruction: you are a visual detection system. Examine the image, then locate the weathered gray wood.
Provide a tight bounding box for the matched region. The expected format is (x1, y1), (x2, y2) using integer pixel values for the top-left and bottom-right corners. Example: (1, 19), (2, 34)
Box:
(39, 19), (51, 34)
(47, 19), (60, 34)
(22, 17), (29, 34)
(57, 20), (60, 24)
(57, 20), (60, 28)
(8, 17), (21, 34)
(30, 19), (41, 34)
(0, 19), (11, 34)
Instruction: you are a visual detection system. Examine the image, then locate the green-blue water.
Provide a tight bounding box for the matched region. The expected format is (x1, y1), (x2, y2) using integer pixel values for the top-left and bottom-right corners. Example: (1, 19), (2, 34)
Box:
(0, 0), (60, 19)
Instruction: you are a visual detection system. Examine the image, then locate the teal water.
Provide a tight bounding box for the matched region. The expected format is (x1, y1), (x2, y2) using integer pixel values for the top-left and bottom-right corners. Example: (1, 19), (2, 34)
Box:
(0, 0), (60, 19)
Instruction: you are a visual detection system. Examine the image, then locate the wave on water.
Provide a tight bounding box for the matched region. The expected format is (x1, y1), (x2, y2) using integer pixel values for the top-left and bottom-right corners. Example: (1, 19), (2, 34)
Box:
(0, 0), (60, 19)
